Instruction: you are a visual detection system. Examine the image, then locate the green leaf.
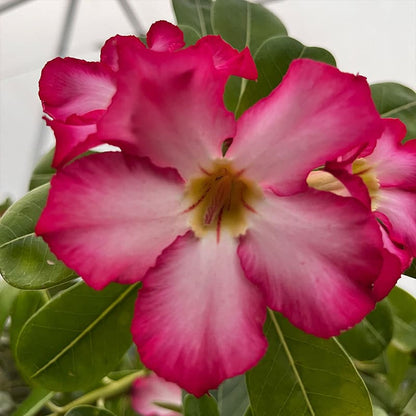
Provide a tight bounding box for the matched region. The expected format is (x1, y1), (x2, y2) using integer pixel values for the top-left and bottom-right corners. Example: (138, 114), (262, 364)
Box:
(337, 300), (393, 360)
(404, 259), (416, 279)
(392, 367), (416, 413)
(403, 391), (416, 414)
(172, 0), (213, 36)
(212, 0), (287, 113)
(10, 290), (48, 352)
(104, 395), (137, 416)
(212, 0), (287, 53)
(387, 287), (416, 352)
(11, 387), (53, 416)
(370, 82), (416, 141)
(29, 147), (56, 190)
(246, 311), (372, 416)
(0, 278), (20, 332)
(385, 344), (411, 391)
(372, 406), (388, 416)
(184, 394), (220, 416)
(217, 375), (249, 416)
(361, 373), (395, 412)
(236, 36), (336, 116)
(243, 408), (252, 416)
(65, 405), (116, 416)
(179, 24), (201, 46)
(0, 184), (77, 289)
(15, 281), (138, 391)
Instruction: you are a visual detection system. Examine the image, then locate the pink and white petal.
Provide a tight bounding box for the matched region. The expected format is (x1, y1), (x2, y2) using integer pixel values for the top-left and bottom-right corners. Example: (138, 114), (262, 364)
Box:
(195, 36), (257, 79)
(147, 21), (185, 52)
(132, 232), (267, 397)
(324, 166), (372, 208)
(131, 374), (182, 416)
(98, 46), (235, 179)
(100, 34), (145, 72)
(45, 117), (102, 168)
(376, 188), (416, 256)
(36, 152), (188, 290)
(238, 189), (383, 337)
(372, 226), (411, 301)
(39, 57), (116, 120)
(366, 119), (416, 189)
(228, 59), (382, 196)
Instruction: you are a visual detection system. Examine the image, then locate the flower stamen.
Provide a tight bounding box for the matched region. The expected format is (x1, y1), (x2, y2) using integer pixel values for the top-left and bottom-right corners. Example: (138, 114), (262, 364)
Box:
(185, 159), (263, 239)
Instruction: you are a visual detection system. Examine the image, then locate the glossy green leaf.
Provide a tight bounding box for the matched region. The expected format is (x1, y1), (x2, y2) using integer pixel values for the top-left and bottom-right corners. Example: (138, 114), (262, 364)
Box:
(217, 375), (249, 416)
(0, 184), (77, 289)
(370, 82), (416, 141)
(11, 387), (53, 416)
(10, 290), (48, 352)
(15, 281), (138, 391)
(65, 405), (116, 416)
(337, 300), (393, 360)
(404, 258), (416, 278)
(213, 0), (287, 113)
(387, 286), (416, 351)
(236, 36), (336, 116)
(180, 24), (201, 46)
(212, 0), (287, 53)
(247, 311), (372, 416)
(29, 147), (56, 190)
(0, 278), (19, 332)
(172, 0), (213, 36)
(184, 394), (220, 416)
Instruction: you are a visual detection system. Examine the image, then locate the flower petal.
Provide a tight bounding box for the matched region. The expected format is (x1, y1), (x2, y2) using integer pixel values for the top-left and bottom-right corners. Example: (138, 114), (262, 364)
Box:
(372, 226), (411, 301)
(36, 152), (188, 290)
(195, 36), (257, 79)
(376, 188), (416, 256)
(45, 115), (102, 168)
(147, 20), (185, 52)
(366, 118), (416, 189)
(238, 189), (383, 337)
(131, 374), (182, 416)
(132, 232), (267, 396)
(100, 34), (145, 72)
(228, 59), (382, 195)
(39, 57), (116, 121)
(98, 44), (235, 179)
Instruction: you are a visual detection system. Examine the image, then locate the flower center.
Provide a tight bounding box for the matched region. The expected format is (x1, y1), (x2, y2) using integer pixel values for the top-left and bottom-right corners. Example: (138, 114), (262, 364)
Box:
(184, 159), (263, 240)
(306, 159), (380, 210)
(351, 158), (380, 210)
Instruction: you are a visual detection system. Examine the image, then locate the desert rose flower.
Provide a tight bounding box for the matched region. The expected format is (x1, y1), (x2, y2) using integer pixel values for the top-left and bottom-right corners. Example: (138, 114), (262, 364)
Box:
(37, 22), (386, 395)
(39, 21), (255, 169)
(131, 374), (182, 416)
(309, 118), (416, 299)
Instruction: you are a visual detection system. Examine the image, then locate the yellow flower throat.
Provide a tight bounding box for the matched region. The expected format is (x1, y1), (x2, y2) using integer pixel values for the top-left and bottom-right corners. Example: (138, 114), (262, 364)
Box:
(184, 160), (263, 239)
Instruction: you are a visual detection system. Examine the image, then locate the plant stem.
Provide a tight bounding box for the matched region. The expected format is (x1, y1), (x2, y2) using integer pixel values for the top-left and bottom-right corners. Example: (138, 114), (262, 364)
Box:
(47, 370), (145, 415)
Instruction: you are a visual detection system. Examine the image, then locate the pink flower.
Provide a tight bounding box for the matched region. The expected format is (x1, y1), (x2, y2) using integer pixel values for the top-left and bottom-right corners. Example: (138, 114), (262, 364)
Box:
(310, 118), (416, 299)
(39, 21), (255, 169)
(131, 374), (182, 416)
(37, 22), (386, 396)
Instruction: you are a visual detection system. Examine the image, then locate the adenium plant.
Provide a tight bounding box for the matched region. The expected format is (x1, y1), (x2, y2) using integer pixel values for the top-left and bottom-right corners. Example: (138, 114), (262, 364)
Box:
(1, 2), (416, 416)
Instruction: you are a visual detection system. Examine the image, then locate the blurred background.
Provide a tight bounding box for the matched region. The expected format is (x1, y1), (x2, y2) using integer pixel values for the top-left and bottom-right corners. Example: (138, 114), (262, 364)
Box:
(0, 0), (415, 292)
